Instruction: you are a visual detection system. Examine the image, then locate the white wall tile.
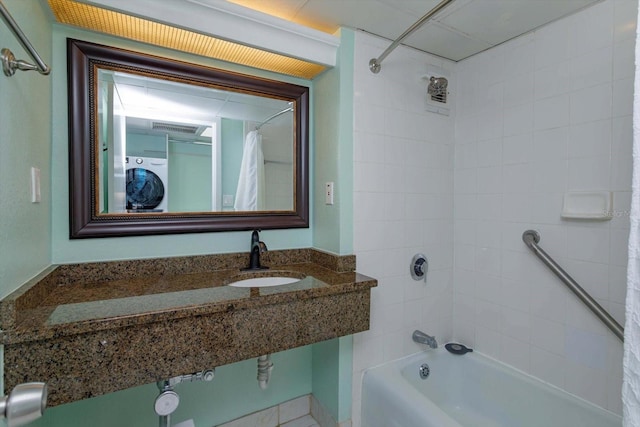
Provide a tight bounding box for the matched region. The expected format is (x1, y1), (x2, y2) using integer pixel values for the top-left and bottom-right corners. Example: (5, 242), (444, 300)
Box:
(613, 37), (636, 80)
(567, 226), (612, 264)
(476, 166), (502, 194)
(500, 335), (530, 372)
(534, 94), (570, 130)
(567, 157), (611, 191)
(569, 47), (613, 91)
(452, 0), (630, 416)
(566, 0), (614, 57)
(353, 0), (630, 423)
(353, 31), (456, 427)
(476, 138), (502, 167)
(530, 317), (566, 356)
(502, 307), (531, 341)
(613, 115), (633, 191)
(570, 83), (613, 125)
(503, 72), (534, 108)
(530, 346), (566, 389)
(532, 127), (568, 162)
(500, 278), (531, 312)
(568, 120), (611, 159)
(532, 159), (568, 193)
(503, 103), (533, 136)
(503, 133), (532, 165)
(477, 194), (504, 221)
(613, 77), (634, 117)
(534, 20), (569, 69)
(477, 109), (504, 140)
(534, 61), (571, 100)
(503, 36), (535, 77)
(614, 0), (639, 43)
(502, 163), (533, 194)
(564, 326), (609, 370)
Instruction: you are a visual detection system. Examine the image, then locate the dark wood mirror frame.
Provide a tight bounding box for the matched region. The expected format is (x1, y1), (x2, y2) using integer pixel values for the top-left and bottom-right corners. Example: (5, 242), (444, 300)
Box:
(68, 39), (309, 239)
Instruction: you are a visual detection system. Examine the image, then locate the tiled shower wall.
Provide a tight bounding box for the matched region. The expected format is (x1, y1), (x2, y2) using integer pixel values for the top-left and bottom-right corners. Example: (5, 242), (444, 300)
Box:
(351, 32), (456, 427)
(453, 0), (636, 414)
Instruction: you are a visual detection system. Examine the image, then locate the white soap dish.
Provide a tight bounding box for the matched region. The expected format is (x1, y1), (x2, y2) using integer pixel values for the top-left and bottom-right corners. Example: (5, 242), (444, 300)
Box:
(561, 191), (613, 220)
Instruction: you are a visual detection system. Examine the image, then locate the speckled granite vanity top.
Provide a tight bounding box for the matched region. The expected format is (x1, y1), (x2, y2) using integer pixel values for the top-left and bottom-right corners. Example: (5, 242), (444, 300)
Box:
(0, 248), (374, 343)
(0, 248), (376, 405)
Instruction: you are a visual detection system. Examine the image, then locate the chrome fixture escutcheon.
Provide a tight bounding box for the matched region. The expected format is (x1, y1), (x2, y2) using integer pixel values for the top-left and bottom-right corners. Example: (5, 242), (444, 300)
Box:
(410, 253), (428, 282)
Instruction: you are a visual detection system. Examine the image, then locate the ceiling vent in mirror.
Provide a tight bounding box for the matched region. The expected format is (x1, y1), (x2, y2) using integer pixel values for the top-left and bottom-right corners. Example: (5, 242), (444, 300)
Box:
(422, 65), (451, 116)
(152, 122), (199, 134)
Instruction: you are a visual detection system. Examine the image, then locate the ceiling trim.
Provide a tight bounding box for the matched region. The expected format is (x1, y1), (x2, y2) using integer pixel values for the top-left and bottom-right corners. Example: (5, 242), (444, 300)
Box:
(78, 0), (340, 67)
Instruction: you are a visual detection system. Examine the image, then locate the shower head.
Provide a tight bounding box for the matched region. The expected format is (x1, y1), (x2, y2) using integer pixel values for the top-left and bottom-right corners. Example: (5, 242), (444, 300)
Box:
(427, 76), (448, 97)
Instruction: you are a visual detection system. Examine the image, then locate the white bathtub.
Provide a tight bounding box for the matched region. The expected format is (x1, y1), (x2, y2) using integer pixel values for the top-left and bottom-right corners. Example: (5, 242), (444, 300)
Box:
(362, 348), (621, 427)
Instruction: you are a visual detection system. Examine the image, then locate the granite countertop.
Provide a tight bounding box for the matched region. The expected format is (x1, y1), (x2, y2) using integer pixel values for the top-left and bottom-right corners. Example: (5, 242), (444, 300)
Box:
(0, 248), (377, 345)
(0, 248), (377, 405)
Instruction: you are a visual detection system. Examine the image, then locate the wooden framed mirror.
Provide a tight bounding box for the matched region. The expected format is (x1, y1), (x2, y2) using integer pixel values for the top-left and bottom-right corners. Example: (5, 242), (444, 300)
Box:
(68, 39), (309, 238)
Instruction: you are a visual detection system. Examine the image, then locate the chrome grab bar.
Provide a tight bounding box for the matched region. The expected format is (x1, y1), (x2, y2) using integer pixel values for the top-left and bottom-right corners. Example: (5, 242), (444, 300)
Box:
(522, 230), (624, 342)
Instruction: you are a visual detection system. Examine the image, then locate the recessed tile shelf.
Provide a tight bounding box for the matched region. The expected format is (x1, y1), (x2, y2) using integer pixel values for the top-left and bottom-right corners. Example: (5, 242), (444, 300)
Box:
(0, 249), (376, 407)
(561, 191), (613, 220)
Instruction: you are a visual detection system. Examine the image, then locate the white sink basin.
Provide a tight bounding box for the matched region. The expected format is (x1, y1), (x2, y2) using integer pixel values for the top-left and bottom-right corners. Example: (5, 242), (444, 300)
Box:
(228, 276), (302, 288)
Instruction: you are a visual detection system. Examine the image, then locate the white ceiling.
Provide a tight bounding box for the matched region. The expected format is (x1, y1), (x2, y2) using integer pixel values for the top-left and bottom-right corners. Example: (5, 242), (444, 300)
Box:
(106, 71), (292, 140)
(227, 0), (603, 61)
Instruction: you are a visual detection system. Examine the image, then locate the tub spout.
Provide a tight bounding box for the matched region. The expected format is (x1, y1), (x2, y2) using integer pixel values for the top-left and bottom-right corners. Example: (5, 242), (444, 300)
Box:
(413, 330), (438, 349)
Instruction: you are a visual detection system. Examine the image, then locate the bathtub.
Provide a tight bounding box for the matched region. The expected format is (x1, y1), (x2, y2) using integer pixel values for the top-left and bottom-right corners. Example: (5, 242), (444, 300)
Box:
(361, 348), (621, 427)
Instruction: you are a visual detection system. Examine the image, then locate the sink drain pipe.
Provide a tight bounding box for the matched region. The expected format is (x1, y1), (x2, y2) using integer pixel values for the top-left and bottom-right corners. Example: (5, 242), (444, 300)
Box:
(257, 355), (273, 390)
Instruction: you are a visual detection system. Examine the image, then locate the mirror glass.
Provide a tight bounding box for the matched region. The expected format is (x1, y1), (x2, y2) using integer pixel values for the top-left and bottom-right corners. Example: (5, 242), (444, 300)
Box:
(97, 70), (294, 214)
(68, 39), (309, 238)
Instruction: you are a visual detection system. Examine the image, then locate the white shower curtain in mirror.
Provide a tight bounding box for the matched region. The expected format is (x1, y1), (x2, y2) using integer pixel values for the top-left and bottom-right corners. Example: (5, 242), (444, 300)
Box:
(234, 130), (265, 211)
(624, 2), (640, 425)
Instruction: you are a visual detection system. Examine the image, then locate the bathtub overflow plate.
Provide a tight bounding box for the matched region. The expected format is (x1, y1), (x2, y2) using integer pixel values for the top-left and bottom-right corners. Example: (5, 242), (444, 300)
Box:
(419, 363), (430, 379)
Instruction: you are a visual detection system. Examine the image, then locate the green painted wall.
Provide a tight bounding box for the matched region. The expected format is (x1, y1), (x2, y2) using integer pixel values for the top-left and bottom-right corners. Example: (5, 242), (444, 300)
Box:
(126, 132), (167, 158)
(310, 30), (356, 423)
(312, 336), (353, 423)
(312, 29), (354, 255)
(336, 30), (355, 255)
(168, 141), (213, 212)
(50, 25), (314, 263)
(0, 0), (52, 300)
(0, 7), (357, 426)
(30, 346), (312, 427)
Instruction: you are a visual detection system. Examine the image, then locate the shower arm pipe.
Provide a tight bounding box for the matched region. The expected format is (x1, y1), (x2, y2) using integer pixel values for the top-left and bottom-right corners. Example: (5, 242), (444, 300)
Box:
(522, 230), (624, 342)
(0, 0), (50, 76)
(256, 106), (293, 130)
(369, 0), (455, 74)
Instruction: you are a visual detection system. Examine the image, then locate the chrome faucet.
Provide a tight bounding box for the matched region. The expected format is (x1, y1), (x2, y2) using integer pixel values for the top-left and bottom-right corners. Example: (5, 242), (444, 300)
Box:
(412, 330), (438, 349)
(244, 229), (269, 270)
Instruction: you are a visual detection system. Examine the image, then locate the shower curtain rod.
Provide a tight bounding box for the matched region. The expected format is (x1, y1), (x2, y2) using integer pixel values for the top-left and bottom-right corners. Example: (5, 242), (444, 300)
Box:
(369, 0), (455, 74)
(255, 106), (293, 130)
(0, 0), (50, 76)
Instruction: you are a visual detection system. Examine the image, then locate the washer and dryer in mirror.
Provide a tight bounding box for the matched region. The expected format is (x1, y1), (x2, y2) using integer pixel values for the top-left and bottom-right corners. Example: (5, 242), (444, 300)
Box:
(125, 156), (169, 212)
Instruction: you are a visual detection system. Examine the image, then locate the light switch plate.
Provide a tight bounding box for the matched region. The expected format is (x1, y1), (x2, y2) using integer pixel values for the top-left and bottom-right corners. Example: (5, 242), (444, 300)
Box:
(325, 182), (334, 205)
(31, 167), (41, 203)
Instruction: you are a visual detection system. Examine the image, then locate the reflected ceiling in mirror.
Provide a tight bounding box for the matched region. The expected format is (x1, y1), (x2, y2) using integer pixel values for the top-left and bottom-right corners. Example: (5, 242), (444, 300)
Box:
(68, 39), (309, 238)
